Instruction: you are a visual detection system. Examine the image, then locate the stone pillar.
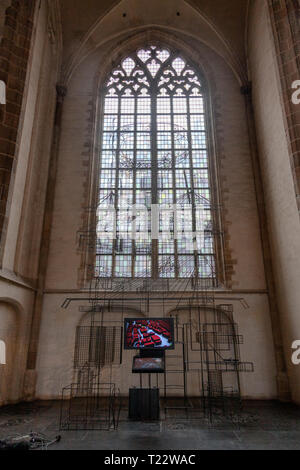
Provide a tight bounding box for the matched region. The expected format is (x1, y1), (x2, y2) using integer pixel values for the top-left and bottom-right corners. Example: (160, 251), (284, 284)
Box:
(268, 0), (300, 213)
(0, 0), (36, 248)
(24, 84), (67, 400)
(241, 83), (291, 401)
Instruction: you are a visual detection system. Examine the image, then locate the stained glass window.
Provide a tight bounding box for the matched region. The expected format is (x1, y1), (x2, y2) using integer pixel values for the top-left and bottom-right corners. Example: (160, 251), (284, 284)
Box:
(97, 45), (216, 280)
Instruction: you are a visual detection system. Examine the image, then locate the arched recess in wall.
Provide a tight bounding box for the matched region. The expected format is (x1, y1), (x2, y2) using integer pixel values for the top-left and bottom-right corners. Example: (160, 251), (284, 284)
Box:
(81, 30), (225, 286)
(0, 301), (20, 405)
(167, 305), (242, 398)
(168, 305), (235, 322)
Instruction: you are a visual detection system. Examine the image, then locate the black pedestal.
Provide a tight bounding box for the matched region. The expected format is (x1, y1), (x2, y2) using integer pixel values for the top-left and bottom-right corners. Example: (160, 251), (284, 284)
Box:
(129, 388), (160, 421)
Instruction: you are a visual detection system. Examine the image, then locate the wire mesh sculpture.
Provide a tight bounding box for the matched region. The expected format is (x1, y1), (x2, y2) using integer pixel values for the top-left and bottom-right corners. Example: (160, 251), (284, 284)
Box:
(60, 313), (123, 431)
(60, 44), (254, 430)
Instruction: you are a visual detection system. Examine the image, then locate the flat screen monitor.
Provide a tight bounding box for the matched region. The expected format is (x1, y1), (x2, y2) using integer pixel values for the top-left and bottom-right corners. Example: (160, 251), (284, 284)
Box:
(124, 318), (175, 350)
(132, 356), (165, 374)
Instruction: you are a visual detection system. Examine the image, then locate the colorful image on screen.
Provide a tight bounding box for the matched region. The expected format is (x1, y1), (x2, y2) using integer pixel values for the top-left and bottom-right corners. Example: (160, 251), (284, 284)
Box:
(124, 318), (174, 350)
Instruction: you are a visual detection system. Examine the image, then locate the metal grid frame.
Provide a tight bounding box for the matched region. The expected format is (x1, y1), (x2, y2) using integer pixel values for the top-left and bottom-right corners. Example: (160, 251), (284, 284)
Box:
(60, 381), (121, 431)
(74, 325), (123, 369)
(59, 44), (254, 430)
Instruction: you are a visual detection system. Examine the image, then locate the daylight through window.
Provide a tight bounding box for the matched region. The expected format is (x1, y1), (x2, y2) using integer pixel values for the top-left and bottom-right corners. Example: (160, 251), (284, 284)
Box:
(96, 46), (216, 280)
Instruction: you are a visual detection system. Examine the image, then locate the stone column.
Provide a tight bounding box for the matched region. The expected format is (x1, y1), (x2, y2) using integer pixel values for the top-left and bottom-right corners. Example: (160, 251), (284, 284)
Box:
(24, 84), (67, 400)
(241, 83), (291, 401)
(0, 0), (36, 250)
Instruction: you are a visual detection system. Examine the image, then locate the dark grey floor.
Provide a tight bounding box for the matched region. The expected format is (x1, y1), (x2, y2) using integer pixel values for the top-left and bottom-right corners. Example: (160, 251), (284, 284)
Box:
(1, 400), (300, 450)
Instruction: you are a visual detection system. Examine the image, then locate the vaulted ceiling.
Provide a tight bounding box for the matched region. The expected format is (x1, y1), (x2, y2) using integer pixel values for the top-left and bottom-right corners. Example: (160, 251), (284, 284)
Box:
(60, 0), (120, 62)
(59, 0), (249, 77)
(188, 0), (249, 64)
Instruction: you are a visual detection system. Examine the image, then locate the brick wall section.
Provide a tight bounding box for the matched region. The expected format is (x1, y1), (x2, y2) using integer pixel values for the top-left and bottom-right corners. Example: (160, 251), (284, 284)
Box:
(0, 0), (36, 244)
(0, 2), (11, 41)
(269, 0), (300, 213)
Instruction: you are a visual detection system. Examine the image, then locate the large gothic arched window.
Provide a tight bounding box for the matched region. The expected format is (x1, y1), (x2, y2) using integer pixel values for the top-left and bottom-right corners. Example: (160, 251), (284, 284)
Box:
(96, 45), (216, 280)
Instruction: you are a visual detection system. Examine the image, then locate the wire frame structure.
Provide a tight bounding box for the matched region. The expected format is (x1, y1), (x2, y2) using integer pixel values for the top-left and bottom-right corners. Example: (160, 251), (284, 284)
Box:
(60, 296), (254, 427)
(59, 311), (123, 431)
(74, 325), (123, 368)
(156, 299), (254, 423)
(60, 45), (254, 429)
(60, 381), (121, 431)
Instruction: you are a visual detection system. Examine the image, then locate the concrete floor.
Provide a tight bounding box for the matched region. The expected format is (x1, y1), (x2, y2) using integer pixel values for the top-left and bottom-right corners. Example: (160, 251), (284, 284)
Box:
(0, 400), (300, 450)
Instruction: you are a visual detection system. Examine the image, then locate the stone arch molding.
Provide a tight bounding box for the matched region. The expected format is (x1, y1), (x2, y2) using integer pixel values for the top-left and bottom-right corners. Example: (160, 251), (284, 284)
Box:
(94, 29), (216, 94)
(62, 0), (247, 86)
(79, 28), (225, 285)
(167, 305), (235, 323)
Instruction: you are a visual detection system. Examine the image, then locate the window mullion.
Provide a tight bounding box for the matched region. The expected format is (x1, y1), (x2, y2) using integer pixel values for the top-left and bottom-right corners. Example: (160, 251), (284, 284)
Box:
(112, 94), (121, 278)
(170, 94), (179, 278)
(186, 96), (199, 278)
(132, 96), (137, 278)
(151, 83), (158, 279)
